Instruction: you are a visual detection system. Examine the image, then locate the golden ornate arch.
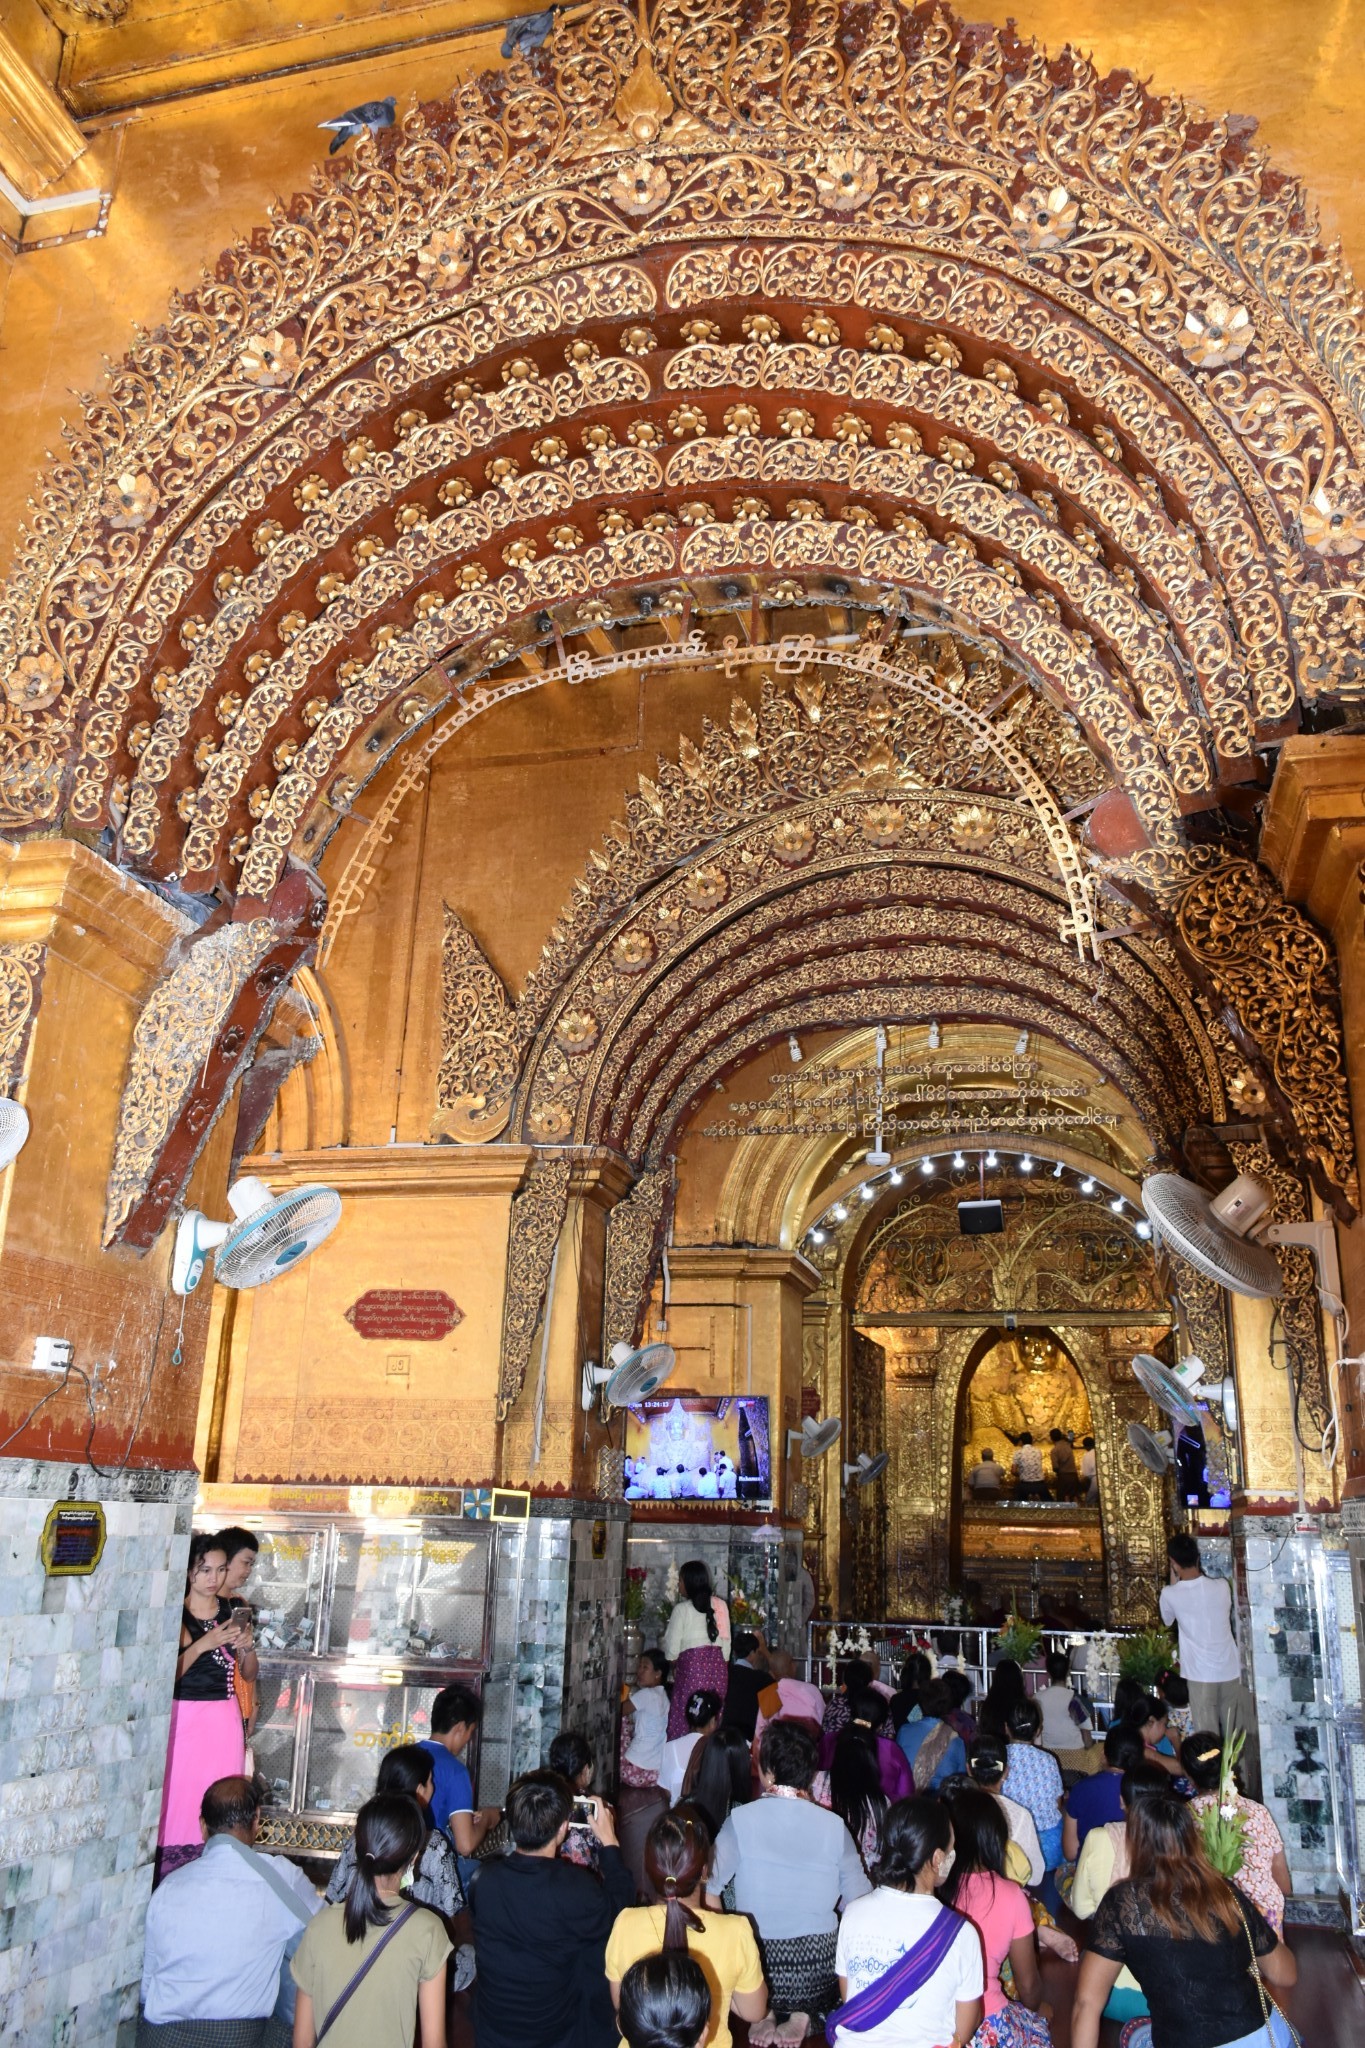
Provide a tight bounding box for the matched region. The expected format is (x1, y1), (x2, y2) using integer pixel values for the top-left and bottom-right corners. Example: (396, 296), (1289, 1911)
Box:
(4, 0), (1362, 1256)
(5, 0), (1365, 881)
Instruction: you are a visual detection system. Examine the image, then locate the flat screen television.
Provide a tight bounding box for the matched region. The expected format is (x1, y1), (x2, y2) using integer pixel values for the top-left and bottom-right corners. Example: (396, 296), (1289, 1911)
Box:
(623, 1395), (772, 1507)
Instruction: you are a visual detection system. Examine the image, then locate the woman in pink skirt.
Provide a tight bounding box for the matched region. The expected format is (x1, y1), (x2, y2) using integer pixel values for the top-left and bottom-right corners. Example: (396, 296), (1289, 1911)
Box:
(662, 1559), (730, 1739)
(156, 1532), (255, 1879)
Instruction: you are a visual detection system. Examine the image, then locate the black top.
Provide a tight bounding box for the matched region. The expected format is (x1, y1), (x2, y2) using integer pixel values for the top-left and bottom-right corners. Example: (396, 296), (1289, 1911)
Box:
(174, 1599), (237, 1701)
(722, 1660), (767, 1740)
(1088, 1879), (1278, 2048)
(472, 1845), (634, 2048)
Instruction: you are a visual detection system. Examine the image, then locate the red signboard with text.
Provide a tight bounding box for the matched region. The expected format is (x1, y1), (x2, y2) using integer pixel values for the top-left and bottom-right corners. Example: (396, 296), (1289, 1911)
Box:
(344, 1290), (464, 1341)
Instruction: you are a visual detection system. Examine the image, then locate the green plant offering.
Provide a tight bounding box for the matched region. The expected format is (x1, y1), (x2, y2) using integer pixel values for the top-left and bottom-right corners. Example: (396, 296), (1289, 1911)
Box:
(995, 1612), (1043, 1665)
(1198, 1728), (1248, 1879)
(1117, 1625), (1176, 1686)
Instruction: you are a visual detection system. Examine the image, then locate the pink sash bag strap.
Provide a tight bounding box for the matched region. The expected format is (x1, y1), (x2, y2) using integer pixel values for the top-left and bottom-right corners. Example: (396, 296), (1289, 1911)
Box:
(314, 1903), (418, 2044)
(825, 1904), (966, 2044)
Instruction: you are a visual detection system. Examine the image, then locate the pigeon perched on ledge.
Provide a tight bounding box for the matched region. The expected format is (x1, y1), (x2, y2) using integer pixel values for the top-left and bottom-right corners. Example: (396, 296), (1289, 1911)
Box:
(501, 11), (556, 59)
(318, 97), (397, 154)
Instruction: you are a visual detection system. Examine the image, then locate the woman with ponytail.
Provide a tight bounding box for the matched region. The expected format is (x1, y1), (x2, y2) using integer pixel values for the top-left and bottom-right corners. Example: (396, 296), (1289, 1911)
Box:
(663, 1560), (731, 1738)
(606, 1807), (769, 2048)
(291, 1793), (450, 2047)
(812, 1689), (912, 1867)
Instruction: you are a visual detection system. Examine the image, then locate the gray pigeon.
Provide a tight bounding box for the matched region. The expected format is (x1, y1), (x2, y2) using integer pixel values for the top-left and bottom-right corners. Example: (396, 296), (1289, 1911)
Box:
(318, 97), (396, 155)
(501, 11), (556, 59)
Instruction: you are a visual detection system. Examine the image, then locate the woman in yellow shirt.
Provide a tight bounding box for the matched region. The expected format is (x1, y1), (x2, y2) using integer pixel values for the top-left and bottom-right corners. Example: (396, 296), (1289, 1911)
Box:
(606, 1808), (770, 2048)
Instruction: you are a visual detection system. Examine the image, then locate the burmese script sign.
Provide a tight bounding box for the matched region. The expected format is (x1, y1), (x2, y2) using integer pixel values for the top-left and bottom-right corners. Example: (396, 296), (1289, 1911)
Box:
(345, 1289), (464, 1341)
(706, 1055), (1122, 1141)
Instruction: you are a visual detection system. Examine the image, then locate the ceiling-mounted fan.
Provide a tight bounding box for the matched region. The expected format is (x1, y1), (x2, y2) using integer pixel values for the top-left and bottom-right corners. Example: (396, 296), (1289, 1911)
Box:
(172, 1176), (341, 1295)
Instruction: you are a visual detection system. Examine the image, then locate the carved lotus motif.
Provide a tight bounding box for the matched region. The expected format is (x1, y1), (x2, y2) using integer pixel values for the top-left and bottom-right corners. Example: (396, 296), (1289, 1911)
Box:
(1228, 1069), (1269, 1113)
(1179, 297), (1254, 369)
(861, 802), (905, 847)
(529, 1101), (573, 1140)
(1301, 484), (1365, 558)
(239, 330), (300, 387)
(416, 228), (471, 292)
(610, 928), (655, 974)
(815, 149), (877, 212)
(683, 863), (729, 910)
(772, 816), (815, 865)
(1012, 184), (1079, 252)
(554, 1008), (600, 1054)
(103, 470), (158, 530)
(5, 650), (65, 712)
(950, 804), (997, 851)
(608, 158), (670, 215)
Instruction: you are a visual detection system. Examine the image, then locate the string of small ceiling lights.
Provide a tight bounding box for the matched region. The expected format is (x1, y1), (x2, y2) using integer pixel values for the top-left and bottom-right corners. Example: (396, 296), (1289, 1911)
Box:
(803, 1147), (1152, 1250)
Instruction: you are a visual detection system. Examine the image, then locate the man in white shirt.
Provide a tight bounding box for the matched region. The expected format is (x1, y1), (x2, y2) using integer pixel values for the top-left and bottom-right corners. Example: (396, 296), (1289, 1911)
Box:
(140, 1775), (319, 2045)
(1079, 1436), (1097, 1503)
(1158, 1533), (1257, 1793)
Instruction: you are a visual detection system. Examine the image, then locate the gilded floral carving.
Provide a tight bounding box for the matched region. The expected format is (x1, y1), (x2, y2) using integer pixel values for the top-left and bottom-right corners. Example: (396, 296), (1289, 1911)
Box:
(0, 942), (45, 1092)
(601, 1163), (672, 1356)
(103, 919), (278, 1244)
(1175, 856), (1357, 1215)
(2, 0), (1363, 903)
(498, 1153), (572, 1420)
(431, 906), (520, 1143)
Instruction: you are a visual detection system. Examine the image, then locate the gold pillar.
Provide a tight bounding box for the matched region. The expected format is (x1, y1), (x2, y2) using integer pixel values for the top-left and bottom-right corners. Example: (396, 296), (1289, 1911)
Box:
(500, 1149), (634, 1493)
(0, 839), (226, 1467)
(1260, 736), (1365, 1499)
(659, 1245), (821, 1509)
(0, 26), (87, 199)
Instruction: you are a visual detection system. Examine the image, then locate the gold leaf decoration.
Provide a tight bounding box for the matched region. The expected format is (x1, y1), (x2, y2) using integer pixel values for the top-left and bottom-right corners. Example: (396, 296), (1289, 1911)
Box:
(431, 905), (520, 1144)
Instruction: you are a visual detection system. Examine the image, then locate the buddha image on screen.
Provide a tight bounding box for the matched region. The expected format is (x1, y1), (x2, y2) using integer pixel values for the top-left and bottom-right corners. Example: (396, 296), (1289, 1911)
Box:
(622, 1396), (770, 1504)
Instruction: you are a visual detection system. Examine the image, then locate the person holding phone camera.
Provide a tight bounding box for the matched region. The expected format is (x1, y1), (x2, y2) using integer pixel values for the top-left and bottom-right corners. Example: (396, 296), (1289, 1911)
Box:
(550, 1730), (601, 1874)
(473, 1768), (633, 2048)
(156, 1534), (257, 1882)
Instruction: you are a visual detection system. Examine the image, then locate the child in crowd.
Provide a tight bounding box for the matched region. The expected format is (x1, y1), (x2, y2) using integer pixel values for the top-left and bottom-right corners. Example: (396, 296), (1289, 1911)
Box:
(622, 1649), (671, 1788)
(1157, 1668), (1193, 1744)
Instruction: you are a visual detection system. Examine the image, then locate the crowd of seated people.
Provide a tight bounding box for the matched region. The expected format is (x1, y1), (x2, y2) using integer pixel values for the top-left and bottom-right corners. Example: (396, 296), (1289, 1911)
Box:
(137, 1555), (1297, 2048)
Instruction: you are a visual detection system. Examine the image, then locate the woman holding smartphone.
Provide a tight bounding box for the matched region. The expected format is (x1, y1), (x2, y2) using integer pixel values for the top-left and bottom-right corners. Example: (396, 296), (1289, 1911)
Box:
(155, 1532), (257, 1879)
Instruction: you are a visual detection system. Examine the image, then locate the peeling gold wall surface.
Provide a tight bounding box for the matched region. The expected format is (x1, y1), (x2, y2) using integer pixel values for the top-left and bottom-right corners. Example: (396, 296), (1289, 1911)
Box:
(3, 2), (1365, 568)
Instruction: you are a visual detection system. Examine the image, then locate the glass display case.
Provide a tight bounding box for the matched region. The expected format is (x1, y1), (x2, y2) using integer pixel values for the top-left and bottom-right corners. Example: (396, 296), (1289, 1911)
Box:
(194, 1489), (629, 1858)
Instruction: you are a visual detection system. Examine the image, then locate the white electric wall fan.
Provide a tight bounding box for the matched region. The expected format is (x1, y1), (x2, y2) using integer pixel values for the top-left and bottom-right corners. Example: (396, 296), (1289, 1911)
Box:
(581, 1339), (677, 1411)
(172, 1176), (341, 1295)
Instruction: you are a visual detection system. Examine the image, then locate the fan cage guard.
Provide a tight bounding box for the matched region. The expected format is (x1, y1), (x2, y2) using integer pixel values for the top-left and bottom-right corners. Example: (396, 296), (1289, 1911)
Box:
(0, 1098), (28, 1167)
(216, 1185), (342, 1289)
(1142, 1174), (1283, 1299)
(1131, 1354), (1205, 1430)
(1126, 1422), (1173, 1473)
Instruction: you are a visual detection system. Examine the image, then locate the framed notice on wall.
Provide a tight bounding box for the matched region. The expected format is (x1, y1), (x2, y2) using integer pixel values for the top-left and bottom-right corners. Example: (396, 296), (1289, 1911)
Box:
(40, 1501), (106, 1577)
